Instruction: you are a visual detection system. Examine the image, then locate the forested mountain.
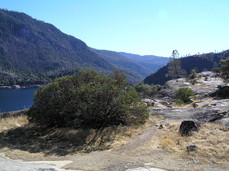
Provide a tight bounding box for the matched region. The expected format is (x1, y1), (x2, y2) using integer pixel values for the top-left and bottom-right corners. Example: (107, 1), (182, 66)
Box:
(3, 8), (222, 87)
(0, 9), (170, 86)
(119, 52), (169, 72)
(144, 50), (229, 85)
(0, 9), (115, 85)
(92, 50), (169, 83)
(92, 49), (152, 82)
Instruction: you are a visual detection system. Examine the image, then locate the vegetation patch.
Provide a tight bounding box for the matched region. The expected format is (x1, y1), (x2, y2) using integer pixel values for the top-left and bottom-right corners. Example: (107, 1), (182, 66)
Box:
(219, 57), (229, 81)
(213, 56), (229, 82)
(0, 114), (28, 132)
(175, 88), (194, 104)
(28, 70), (148, 129)
(135, 83), (160, 98)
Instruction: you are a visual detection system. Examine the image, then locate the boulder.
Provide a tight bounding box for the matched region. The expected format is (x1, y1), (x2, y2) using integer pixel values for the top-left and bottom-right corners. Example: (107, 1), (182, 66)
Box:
(141, 99), (154, 106)
(210, 86), (229, 99)
(12, 85), (20, 89)
(179, 120), (200, 136)
(192, 103), (198, 108)
(215, 118), (229, 127)
(192, 110), (227, 122)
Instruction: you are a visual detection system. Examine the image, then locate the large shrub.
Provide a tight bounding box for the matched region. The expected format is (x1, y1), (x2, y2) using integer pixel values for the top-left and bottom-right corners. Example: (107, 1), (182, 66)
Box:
(175, 88), (194, 104)
(28, 70), (148, 128)
(135, 83), (159, 97)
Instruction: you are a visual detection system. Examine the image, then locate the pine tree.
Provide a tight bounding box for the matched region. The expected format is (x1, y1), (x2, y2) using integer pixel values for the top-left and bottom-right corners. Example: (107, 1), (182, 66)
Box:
(167, 50), (186, 79)
(220, 57), (229, 81)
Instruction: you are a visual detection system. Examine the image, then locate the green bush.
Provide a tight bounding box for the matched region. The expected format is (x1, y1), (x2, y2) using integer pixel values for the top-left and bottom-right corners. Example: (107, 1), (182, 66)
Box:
(219, 57), (229, 81)
(212, 67), (220, 76)
(189, 68), (197, 79)
(175, 88), (194, 104)
(135, 83), (159, 97)
(28, 70), (148, 128)
(175, 99), (185, 105)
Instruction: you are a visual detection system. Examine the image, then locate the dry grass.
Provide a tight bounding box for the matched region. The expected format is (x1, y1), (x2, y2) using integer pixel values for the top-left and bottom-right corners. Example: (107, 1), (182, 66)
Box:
(0, 115), (28, 132)
(173, 98), (215, 108)
(160, 122), (229, 167)
(39, 123), (148, 153)
(0, 113), (154, 156)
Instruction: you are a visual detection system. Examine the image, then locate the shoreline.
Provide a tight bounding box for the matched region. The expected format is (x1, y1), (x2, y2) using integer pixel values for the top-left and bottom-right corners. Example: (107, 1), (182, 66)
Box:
(0, 84), (42, 89)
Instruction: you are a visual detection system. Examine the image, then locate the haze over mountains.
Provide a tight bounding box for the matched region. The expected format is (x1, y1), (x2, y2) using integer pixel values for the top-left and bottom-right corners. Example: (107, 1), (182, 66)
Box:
(0, 9), (168, 85)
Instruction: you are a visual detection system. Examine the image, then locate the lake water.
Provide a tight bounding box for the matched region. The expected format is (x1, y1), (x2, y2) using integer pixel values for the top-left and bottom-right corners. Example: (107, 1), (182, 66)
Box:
(0, 88), (38, 113)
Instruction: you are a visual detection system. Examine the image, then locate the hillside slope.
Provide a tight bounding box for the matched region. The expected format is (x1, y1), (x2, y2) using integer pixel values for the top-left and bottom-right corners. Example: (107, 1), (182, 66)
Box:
(120, 52), (169, 73)
(93, 49), (153, 82)
(144, 50), (229, 85)
(0, 9), (115, 85)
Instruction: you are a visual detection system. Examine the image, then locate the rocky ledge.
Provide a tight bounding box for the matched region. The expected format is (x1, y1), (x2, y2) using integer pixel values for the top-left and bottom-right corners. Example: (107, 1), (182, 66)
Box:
(144, 71), (229, 127)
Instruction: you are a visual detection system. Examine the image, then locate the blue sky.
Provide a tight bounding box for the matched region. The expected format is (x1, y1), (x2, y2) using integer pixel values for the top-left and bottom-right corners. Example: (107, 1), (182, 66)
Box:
(0, 0), (229, 57)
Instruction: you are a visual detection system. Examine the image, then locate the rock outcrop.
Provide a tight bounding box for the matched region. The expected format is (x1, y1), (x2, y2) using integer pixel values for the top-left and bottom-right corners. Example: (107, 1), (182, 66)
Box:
(149, 71), (229, 127)
(179, 120), (200, 136)
(158, 72), (227, 99)
(210, 86), (229, 99)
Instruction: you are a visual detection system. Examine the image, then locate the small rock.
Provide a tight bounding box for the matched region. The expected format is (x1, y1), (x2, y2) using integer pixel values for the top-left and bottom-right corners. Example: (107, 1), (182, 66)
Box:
(192, 103), (198, 108)
(158, 124), (163, 129)
(193, 158), (200, 164)
(187, 145), (197, 153)
(12, 85), (20, 89)
(141, 99), (155, 106)
(179, 120), (199, 136)
(160, 101), (170, 106)
(165, 123), (170, 128)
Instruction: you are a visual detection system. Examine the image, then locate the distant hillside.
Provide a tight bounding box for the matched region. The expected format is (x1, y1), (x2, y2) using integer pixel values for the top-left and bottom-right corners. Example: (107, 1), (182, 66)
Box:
(144, 50), (229, 85)
(0, 9), (115, 86)
(0, 9), (171, 86)
(92, 50), (169, 83)
(119, 52), (169, 73)
(93, 49), (153, 82)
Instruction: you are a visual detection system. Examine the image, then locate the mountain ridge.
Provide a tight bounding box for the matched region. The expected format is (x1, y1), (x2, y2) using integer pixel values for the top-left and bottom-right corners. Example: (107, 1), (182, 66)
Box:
(92, 49), (156, 82)
(0, 9), (115, 85)
(0, 9), (169, 85)
(119, 52), (169, 73)
(144, 50), (229, 85)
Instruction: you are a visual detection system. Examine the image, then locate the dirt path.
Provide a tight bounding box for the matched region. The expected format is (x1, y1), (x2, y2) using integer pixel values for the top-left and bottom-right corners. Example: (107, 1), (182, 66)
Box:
(61, 118), (227, 171)
(116, 123), (158, 152)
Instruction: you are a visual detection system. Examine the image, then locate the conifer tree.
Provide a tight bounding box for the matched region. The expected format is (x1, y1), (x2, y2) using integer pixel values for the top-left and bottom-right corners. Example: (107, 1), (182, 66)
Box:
(220, 57), (229, 81)
(167, 50), (186, 79)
